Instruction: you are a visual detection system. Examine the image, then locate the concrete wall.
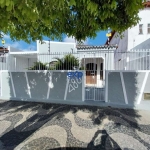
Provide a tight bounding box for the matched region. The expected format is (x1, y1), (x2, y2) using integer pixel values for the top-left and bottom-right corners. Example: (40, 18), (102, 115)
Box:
(37, 41), (76, 53)
(9, 46), (23, 52)
(1, 70), (150, 109)
(106, 71), (150, 106)
(37, 41), (77, 64)
(0, 71), (84, 103)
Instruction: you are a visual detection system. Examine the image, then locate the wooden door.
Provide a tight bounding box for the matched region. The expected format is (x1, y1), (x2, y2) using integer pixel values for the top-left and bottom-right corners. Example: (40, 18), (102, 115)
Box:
(86, 63), (97, 85)
(86, 71), (97, 84)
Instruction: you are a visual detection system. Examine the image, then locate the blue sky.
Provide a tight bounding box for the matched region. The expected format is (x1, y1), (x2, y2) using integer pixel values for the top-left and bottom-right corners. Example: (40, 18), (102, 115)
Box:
(2, 31), (107, 51)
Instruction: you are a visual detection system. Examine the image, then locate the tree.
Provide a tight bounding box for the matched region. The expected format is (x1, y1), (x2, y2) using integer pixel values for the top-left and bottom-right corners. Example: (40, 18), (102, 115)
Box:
(55, 54), (79, 70)
(0, 0), (144, 43)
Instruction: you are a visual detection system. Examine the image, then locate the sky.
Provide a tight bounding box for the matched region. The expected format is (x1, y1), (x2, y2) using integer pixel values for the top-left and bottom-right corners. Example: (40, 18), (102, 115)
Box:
(2, 31), (107, 51)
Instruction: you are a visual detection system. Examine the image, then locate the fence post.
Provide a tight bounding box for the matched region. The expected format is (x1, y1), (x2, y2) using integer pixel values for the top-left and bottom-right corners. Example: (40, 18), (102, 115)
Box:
(105, 70), (108, 102)
(15, 57), (16, 71)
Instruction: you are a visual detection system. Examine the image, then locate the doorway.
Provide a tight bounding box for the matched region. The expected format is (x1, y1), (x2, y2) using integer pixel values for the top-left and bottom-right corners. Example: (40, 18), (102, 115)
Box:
(86, 63), (97, 85)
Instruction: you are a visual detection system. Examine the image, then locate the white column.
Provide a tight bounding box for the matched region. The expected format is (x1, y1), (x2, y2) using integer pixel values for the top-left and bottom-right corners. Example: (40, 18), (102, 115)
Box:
(14, 57), (16, 71)
(97, 58), (101, 87)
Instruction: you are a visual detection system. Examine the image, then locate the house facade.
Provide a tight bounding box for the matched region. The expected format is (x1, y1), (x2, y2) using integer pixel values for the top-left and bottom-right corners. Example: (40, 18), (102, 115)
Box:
(1, 40), (117, 87)
(37, 41), (117, 87)
(108, 1), (150, 51)
(107, 1), (150, 70)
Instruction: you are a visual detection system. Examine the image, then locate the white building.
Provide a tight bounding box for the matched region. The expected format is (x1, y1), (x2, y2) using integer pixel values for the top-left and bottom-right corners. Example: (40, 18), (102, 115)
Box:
(107, 1), (150, 70)
(1, 40), (117, 87)
(108, 1), (150, 51)
(37, 41), (116, 86)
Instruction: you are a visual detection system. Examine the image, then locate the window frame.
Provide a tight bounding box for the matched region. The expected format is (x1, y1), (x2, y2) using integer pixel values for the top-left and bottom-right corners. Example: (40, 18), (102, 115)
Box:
(147, 24), (150, 34)
(139, 24), (143, 35)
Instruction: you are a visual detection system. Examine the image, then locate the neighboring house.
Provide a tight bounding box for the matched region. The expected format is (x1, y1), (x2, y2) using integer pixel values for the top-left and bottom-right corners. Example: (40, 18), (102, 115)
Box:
(37, 41), (117, 86)
(106, 1), (150, 70)
(0, 40), (117, 87)
(107, 1), (150, 51)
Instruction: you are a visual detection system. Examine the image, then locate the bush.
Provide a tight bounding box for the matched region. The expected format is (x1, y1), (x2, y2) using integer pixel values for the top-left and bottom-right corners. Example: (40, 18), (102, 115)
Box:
(28, 61), (49, 70)
(54, 54), (79, 70)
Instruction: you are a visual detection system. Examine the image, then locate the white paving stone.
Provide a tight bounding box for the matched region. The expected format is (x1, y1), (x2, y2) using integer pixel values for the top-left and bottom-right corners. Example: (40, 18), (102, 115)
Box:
(110, 133), (147, 150)
(14, 125), (67, 150)
(0, 120), (11, 136)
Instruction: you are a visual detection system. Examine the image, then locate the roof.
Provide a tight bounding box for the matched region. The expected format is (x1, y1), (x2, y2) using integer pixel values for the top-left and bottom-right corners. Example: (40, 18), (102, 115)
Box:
(0, 47), (9, 54)
(105, 31), (116, 45)
(143, 0), (150, 7)
(76, 44), (117, 50)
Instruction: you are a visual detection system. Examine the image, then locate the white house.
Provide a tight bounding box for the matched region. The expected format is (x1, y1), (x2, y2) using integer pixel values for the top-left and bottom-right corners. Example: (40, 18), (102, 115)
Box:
(108, 1), (150, 51)
(1, 40), (117, 87)
(107, 1), (150, 70)
(37, 41), (117, 86)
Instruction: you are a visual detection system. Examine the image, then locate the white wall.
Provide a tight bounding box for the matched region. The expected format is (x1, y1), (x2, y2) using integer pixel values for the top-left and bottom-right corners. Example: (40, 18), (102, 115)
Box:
(37, 41), (77, 64)
(0, 54), (8, 70)
(37, 41), (76, 53)
(28, 58), (37, 68)
(7, 55), (37, 71)
(15, 56), (29, 70)
(109, 31), (128, 52)
(15, 57), (37, 70)
(9, 46), (23, 52)
(111, 8), (150, 52)
(111, 8), (150, 68)
(7, 55), (15, 71)
(128, 8), (150, 50)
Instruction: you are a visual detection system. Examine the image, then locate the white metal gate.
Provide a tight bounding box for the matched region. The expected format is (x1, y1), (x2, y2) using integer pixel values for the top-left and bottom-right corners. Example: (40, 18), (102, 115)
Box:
(85, 87), (105, 101)
(83, 57), (105, 101)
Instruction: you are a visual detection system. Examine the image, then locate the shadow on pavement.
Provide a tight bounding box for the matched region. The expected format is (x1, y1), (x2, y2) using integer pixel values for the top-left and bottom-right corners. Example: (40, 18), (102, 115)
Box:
(0, 100), (148, 150)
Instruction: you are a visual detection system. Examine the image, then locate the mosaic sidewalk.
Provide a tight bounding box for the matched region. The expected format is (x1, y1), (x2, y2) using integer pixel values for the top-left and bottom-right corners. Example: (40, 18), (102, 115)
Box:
(0, 100), (150, 150)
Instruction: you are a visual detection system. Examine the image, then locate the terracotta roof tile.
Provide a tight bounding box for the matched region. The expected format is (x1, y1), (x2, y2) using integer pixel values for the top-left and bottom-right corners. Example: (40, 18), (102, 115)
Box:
(0, 47), (9, 53)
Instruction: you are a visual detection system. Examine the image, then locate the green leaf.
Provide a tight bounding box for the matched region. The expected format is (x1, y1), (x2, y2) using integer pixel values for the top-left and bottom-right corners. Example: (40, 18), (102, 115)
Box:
(0, 0), (4, 5)
(0, 0), (144, 43)
(6, 0), (10, 6)
(69, 0), (76, 6)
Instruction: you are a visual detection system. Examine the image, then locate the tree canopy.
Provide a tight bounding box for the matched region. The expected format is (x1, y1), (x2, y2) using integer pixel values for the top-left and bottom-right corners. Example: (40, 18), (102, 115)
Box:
(0, 0), (144, 43)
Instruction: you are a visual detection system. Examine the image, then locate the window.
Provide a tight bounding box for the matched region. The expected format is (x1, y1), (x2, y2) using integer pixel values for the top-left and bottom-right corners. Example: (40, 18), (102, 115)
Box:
(148, 24), (150, 34)
(144, 93), (150, 100)
(139, 24), (143, 34)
